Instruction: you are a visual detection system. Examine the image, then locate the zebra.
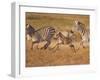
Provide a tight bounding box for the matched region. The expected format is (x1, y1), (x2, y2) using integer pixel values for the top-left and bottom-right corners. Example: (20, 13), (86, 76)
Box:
(66, 30), (77, 53)
(26, 24), (35, 40)
(53, 30), (77, 53)
(74, 20), (86, 35)
(74, 20), (89, 48)
(26, 24), (56, 49)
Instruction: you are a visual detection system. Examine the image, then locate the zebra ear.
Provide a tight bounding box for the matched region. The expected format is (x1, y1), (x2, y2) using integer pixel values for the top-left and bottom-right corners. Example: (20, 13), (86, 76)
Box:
(26, 24), (30, 28)
(26, 24), (28, 26)
(75, 20), (78, 24)
(70, 30), (74, 33)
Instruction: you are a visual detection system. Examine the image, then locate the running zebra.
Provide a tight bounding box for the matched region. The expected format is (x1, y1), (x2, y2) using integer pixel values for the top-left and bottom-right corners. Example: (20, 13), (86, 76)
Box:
(74, 20), (86, 35)
(53, 30), (76, 53)
(74, 20), (89, 48)
(26, 24), (56, 49)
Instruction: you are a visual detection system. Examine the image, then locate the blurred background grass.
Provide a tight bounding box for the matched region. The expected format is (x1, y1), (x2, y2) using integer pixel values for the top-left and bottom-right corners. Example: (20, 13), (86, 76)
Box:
(26, 12), (89, 31)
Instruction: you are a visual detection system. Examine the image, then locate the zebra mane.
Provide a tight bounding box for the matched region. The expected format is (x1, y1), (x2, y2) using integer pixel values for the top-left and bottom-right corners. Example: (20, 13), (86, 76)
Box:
(34, 26), (55, 33)
(34, 26), (48, 32)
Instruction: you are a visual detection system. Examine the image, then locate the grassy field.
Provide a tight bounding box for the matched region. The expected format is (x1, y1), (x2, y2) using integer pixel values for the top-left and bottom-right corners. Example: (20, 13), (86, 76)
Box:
(25, 12), (90, 67)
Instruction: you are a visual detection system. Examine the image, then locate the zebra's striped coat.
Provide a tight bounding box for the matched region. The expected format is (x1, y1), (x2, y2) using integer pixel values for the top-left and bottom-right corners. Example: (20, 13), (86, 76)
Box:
(26, 24), (56, 49)
(74, 20), (89, 48)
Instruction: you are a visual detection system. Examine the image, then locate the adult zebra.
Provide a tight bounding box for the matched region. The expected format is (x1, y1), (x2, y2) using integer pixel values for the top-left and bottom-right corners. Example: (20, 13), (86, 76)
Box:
(53, 30), (76, 53)
(26, 24), (56, 49)
(74, 20), (89, 48)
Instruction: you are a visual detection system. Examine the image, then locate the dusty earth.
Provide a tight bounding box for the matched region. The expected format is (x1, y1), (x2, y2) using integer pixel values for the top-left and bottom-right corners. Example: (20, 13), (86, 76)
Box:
(26, 40), (89, 67)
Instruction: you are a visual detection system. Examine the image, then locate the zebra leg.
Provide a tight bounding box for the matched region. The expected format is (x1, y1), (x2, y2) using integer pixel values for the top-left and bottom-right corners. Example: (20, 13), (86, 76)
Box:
(52, 43), (60, 50)
(77, 41), (84, 51)
(31, 42), (34, 50)
(49, 42), (59, 50)
(57, 43), (61, 50)
(69, 44), (76, 54)
(43, 41), (51, 49)
(80, 41), (86, 48)
(31, 41), (39, 50)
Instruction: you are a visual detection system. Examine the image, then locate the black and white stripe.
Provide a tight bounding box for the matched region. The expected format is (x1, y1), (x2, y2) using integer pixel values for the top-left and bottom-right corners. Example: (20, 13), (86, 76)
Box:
(74, 20), (89, 48)
(53, 30), (76, 53)
(74, 20), (86, 36)
(26, 24), (56, 49)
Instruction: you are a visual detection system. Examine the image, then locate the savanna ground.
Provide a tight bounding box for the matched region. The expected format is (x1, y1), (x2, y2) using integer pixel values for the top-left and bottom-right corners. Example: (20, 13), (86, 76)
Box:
(25, 12), (90, 67)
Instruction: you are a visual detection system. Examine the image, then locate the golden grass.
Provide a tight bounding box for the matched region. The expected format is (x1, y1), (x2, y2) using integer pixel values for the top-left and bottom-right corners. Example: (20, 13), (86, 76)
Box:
(26, 40), (89, 67)
(26, 12), (89, 31)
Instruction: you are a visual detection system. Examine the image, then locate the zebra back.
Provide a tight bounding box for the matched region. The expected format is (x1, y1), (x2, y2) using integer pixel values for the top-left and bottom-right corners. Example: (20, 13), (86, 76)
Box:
(37, 26), (56, 41)
(26, 24), (56, 42)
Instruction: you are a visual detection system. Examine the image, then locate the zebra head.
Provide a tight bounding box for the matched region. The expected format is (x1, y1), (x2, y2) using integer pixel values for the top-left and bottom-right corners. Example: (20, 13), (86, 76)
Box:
(74, 20), (81, 29)
(26, 24), (36, 40)
(74, 20), (79, 25)
(74, 20), (86, 36)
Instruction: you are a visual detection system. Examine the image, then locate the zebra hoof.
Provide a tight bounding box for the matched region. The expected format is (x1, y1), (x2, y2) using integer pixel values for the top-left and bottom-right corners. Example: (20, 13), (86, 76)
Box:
(83, 46), (86, 48)
(40, 47), (47, 50)
(40, 47), (43, 49)
(31, 47), (33, 50)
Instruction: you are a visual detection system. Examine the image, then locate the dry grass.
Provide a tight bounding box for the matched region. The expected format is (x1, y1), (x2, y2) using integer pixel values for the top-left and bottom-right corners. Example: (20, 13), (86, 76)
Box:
(26, 40), (89, 67)
(26, 12), (89, 31)
(25, 12), (90, 67)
